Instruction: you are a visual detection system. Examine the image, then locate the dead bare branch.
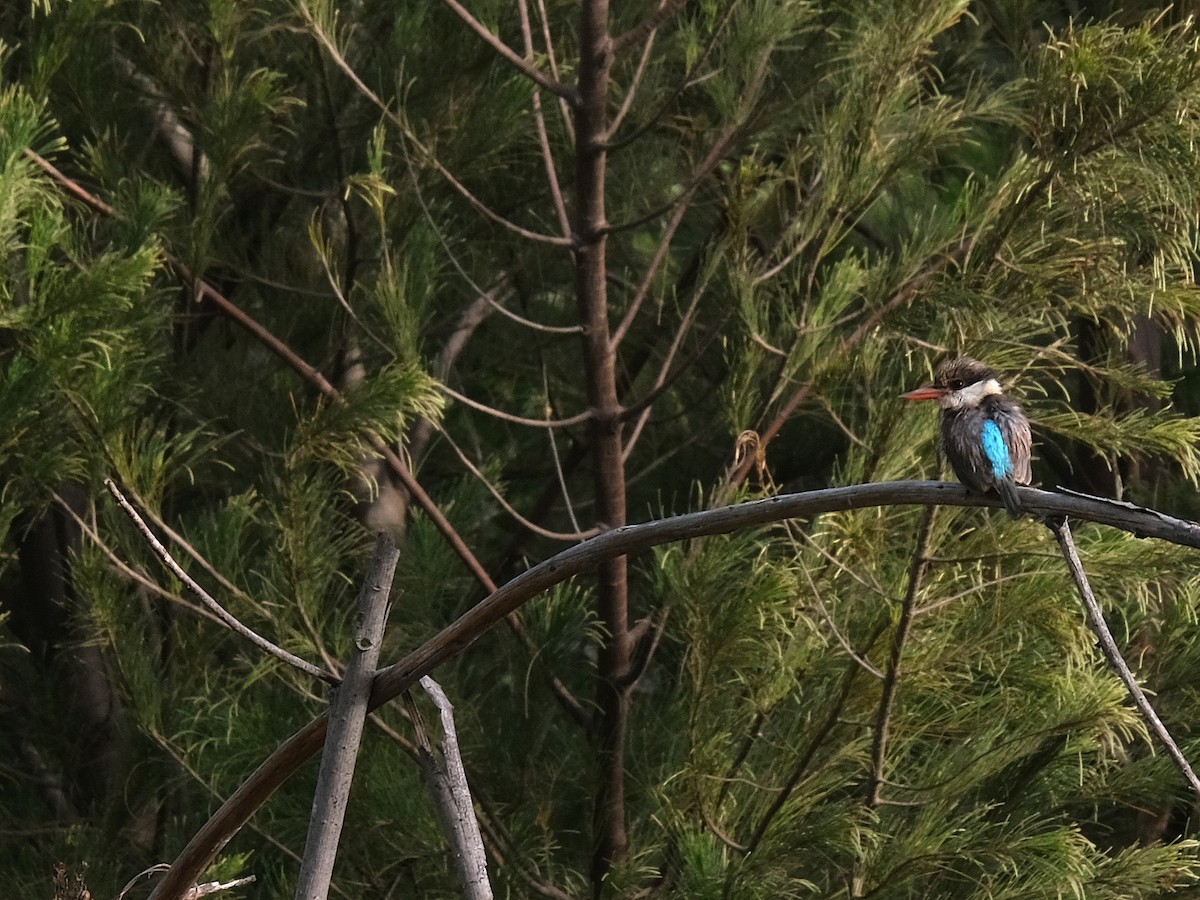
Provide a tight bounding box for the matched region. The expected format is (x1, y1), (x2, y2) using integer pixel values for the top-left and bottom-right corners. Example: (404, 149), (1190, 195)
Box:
(104, 479), (336, 685)
(295, 534), (400, 899)
(1048, 516), (1200, 799)
(410, 677), (493, 899)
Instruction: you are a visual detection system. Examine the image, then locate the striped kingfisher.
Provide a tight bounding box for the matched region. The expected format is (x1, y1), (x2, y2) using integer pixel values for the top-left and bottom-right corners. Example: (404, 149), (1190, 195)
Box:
(902, 356), (1033, 516)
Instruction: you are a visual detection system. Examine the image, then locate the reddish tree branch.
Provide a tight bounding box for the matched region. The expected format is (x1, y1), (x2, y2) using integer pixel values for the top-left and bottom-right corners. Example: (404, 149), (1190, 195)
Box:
(441, 0), (580, 106)
(517, 0), (572, 237)
(611, 0), (689, 54)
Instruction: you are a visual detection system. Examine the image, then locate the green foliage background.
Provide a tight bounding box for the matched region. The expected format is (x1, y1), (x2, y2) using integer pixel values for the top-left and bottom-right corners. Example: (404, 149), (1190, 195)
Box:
(5, 0), (1200, 897)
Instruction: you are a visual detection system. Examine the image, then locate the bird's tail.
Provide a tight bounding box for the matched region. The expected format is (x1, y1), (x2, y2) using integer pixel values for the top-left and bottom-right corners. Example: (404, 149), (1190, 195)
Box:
(995, 476), (1024, 518)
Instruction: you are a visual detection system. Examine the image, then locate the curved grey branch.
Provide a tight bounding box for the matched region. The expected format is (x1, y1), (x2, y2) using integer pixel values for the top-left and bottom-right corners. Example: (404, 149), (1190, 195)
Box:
(370, 481), (1200, 701)
(147, 480), (1200, 900)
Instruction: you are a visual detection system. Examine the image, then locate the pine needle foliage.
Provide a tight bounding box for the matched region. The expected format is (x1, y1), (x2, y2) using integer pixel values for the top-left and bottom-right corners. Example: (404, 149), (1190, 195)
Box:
(8, 1), (1200, 897)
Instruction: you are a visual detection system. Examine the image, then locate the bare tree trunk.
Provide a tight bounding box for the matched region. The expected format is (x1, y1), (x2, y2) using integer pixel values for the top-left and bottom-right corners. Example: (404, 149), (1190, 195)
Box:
(573, 0), (631, 888)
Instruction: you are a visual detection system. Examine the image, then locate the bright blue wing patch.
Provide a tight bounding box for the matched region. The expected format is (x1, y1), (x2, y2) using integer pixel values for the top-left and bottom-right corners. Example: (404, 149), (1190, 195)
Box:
(981, 419), (1012, 479)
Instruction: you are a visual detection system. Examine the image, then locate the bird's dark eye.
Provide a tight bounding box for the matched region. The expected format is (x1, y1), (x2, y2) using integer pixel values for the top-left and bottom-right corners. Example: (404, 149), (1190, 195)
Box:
(949, 379), (965, 390)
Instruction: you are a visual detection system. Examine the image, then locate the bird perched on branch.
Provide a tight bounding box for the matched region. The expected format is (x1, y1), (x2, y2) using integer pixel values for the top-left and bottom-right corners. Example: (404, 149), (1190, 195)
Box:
(901, 356), (1032, 516)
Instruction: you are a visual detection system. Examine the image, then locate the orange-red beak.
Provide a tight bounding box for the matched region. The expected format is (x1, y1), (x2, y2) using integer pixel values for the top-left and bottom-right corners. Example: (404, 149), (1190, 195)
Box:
(900, 386), (945, 402)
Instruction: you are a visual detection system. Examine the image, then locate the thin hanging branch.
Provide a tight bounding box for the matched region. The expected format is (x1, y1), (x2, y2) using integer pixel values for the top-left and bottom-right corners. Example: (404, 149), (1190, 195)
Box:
(440, 384), (595, 428)
(867, 506), (937, 808)
(1046, 516), (1200, 799)
(105, 479), (336, 685)
(439, 428), (600, 541)
(55, 493), (220, 625)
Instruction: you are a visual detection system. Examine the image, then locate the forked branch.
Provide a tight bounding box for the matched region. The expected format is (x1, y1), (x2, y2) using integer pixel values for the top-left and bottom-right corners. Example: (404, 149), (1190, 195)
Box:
(441, 0), (580, 106)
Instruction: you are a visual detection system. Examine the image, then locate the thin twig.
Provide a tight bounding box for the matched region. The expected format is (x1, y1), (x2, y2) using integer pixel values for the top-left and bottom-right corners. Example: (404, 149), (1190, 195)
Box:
(1047, 516), (1200, 799)
(619, 319), (719, 458)
(609, 194), (688, 349)
(608, 45), (768, 349)
(799, 558), (884, 679)
(620, 285), (729, 461)
(715, 710), (765, 813)
(532, 0), (575, 142)
(54, 493), (220, 625)
(544, 365), (584, 534)
(611, 0), (689, 54)
(120, 488), (270, 617)
(484, 294), (583, 334)
(698, 798), (748, 853)
(790, 520), (892, 602)
(517, 0), (571, 237)
(304, 13), (572, 247)
(441, 383), (595, 428)
(104, 479), (336, 685)
(439, 428), (600, 541)
(441, 0), (579, 106)
(409, 285), (503, 463)
(867, 506), (936, 807)
(913, 571), (1038, 617)
(600, 0), (741, 151)
(607, 15), (659, 137)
